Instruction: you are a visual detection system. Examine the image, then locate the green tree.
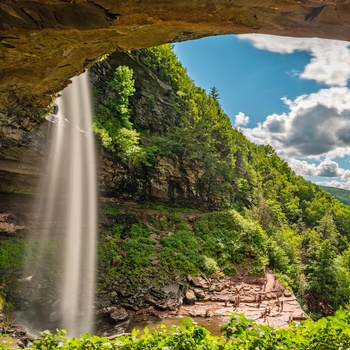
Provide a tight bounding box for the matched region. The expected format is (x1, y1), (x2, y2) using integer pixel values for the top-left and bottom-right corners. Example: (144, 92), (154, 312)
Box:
(306, 240), (338, 315)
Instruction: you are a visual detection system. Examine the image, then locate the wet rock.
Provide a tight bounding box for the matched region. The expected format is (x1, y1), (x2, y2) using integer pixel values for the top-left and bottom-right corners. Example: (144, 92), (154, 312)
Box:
(184, 290), (196, 305)
(162, 284), (179, 296)
(108, 306), (129, 323)
(113, 320), (130, 335)
(187, 275), (208, 289)
(194, 288), (205, 300)
(120, 303), (138, 311)
(154, 303), (168, 311)
(215, 283), (225, 292)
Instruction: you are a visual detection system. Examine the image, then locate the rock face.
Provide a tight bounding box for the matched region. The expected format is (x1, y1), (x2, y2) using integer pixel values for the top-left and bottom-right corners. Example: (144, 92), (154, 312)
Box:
(2, 0), (350, 117)
(90, 51), (216, 208)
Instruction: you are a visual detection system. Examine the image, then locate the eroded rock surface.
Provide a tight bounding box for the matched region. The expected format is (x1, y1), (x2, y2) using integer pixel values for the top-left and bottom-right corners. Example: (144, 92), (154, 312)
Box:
(2, 0), (350, 116)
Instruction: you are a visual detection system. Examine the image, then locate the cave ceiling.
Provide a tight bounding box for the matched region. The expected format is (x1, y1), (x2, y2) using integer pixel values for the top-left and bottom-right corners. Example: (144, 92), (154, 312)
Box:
(1, 0), (350, 115)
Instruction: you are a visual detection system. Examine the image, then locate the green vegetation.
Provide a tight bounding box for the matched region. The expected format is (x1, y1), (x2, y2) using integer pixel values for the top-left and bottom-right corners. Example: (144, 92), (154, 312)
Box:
(98, 206), (268, 291)
(93, 66), (147, 165)
(0, 239), (27, 268)
(321, 185), (350, 205)
(194, 211), (268, 275)
(15, 310), (350, 349)
(0, 238), (61, 270)
(92, 44), (350, 318)
(3, 43), (350, 350)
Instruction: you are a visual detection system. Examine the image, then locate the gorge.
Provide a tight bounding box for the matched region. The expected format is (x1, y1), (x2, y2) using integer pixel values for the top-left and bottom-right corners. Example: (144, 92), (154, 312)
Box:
(2, 0), (350, 348)
(2, 43), (350, 345)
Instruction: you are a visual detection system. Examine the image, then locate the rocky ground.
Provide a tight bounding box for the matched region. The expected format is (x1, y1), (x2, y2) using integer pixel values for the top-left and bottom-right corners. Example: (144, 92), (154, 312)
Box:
(103, 268), (306, 336)
(1, 268), (307, 347)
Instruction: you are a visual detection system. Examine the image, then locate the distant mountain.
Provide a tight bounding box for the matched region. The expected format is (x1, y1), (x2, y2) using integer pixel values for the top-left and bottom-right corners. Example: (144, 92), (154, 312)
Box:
(320, 186), (350, 205)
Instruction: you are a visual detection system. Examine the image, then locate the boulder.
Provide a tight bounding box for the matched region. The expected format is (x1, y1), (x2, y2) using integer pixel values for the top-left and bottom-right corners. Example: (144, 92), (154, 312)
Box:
(108, 306), (129, 323)
(194, 288), (206, 300)
(184, 290), (196, 305)
(187, 275), (208, 289)
(284, 290), (293, 297)
(241, 295), (255, 303)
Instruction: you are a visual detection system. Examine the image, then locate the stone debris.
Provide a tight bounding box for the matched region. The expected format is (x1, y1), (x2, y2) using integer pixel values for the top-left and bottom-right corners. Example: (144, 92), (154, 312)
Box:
(128, 268), (307, 331)
(179, 269), (306, 328)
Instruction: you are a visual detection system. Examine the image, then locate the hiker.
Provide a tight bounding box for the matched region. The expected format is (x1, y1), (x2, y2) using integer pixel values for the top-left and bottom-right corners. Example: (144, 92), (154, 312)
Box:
(263, 309), (267, 322)
(275, 298), (281, 311)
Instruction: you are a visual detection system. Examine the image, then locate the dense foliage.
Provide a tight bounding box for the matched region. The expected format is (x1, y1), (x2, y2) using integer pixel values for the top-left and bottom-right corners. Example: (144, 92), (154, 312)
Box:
(321, 185), (350, 205)
(98, 206), (268, 292)
(93, 65), (148, 165)
(3, 310), (350, 349)
(91, 44), (350, 318)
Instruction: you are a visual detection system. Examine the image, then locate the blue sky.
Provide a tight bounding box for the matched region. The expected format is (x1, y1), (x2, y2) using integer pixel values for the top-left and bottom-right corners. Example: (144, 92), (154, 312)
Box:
(174, 35), (350, 190)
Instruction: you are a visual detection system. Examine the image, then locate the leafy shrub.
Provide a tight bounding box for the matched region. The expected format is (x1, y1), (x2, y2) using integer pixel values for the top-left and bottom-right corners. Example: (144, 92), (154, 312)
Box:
(123, 237), (155, 269)
(159, 230), (204, 275)
(202, 255), (218, 275)
(194, 210), (268, 275)
(23, 310), (350, 349)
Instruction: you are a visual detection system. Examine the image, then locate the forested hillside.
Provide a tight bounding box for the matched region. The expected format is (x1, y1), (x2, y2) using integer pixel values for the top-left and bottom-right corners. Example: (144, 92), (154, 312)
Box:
(321, 185), (350, 205)
(3, 43), (350, 349)
(89, 44), (350, 320)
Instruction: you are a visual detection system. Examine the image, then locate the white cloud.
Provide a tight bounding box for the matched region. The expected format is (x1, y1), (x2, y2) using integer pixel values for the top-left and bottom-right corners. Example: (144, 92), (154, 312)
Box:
(238, 34), (350, 86)
(290, 159), (346, 178)
(316, 180), (350, 190)
(234, 112), (250, 126)
(241, 87), (350, 161)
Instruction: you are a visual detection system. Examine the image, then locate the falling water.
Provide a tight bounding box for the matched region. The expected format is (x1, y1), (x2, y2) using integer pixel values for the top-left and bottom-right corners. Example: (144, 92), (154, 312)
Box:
(57, 72), (97, 336)
(22, 72), (97, 337)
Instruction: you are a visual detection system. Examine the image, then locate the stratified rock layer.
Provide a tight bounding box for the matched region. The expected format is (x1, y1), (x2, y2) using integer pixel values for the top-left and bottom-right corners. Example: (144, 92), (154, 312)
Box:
(2, 0), (350, 115)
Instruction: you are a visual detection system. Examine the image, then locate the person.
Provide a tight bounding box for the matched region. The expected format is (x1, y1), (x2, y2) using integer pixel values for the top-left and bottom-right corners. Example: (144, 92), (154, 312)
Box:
(225, 298), (230, 307)
(275, 297), (281, 311)
(280, 300), (284, 311)
(263, 279), (267, 291)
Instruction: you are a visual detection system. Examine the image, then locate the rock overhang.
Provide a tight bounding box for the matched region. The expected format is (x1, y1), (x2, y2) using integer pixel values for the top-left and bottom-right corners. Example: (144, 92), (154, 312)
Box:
(1, 0), (350, 115)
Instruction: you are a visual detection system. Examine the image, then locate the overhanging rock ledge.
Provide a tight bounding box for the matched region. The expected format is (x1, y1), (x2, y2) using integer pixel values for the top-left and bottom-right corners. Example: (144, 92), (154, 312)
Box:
(1, 0), (350, 115)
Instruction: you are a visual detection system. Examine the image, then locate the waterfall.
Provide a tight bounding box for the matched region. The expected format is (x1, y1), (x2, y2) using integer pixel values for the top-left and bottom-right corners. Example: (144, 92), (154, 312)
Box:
(57, 72), (97, 336)
(22, 71), (97, 337)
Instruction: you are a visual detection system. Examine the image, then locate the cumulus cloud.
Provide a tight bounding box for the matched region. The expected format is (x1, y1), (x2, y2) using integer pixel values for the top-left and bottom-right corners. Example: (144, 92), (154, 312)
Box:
(316, 180), (350, 190)
(290, 159), (347, 178)
(234, 112), (250, 126)
(238, 34), (350, 86)
(240, 87), (350, 161)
